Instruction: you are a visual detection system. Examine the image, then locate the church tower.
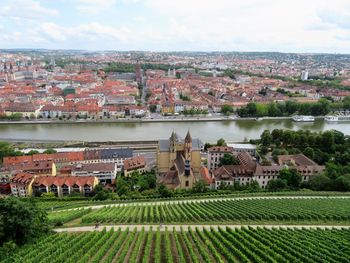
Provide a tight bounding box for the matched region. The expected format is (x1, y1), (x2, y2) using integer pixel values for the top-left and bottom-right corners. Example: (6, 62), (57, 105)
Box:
(184, 130), (192, 161)
(4, 63), (8, 82)
(169, 130), (177, 164)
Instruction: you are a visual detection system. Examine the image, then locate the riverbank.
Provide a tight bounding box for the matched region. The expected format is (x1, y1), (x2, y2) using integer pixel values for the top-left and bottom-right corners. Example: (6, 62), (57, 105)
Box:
(0, 115), (314, 125)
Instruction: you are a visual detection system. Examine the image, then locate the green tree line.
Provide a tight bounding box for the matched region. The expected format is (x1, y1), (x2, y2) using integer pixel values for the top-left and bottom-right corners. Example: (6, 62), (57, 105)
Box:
(236, 98), (350, 117)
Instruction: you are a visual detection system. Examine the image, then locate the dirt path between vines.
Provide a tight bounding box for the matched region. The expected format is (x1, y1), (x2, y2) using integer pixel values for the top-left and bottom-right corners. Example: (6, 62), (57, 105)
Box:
(54, 224), (350, 232)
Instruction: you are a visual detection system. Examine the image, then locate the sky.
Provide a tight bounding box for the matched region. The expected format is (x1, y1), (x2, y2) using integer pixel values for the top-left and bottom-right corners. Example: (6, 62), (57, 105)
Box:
(0, 0), (350, 53)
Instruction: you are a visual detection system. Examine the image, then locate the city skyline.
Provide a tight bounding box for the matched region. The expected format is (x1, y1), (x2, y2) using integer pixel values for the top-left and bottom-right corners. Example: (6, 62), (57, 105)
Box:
(1, 0), (350, 53)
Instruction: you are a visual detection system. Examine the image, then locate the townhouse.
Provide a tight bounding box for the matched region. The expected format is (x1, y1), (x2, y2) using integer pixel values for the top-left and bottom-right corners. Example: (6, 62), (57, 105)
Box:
(10, 173), (35, 197)
(123, 156), (146, 177)
(32, 176), (98, 197)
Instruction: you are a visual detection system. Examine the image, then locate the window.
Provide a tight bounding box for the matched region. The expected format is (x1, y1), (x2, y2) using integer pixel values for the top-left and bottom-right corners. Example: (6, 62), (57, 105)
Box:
(185, 181), (189, 187)
(262, 181), (265, 185)
(84, 185), (92, 195)
(50, 184), (58, 196)
(39, 184), (47, 193)
(72, 184), (80, 192)
(62, 184), (69, 196)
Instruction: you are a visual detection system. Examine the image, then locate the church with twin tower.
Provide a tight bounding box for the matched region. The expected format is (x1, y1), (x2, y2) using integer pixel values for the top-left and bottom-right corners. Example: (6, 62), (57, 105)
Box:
(157, 131), (202, 189)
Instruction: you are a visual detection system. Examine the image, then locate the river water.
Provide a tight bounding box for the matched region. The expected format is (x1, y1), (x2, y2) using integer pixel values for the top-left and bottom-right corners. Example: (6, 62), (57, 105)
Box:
(0, 119), (349, 143)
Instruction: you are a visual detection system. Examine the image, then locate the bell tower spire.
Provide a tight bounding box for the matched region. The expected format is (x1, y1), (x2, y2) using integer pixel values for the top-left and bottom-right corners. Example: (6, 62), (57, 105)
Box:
(184, 129), (192, 160)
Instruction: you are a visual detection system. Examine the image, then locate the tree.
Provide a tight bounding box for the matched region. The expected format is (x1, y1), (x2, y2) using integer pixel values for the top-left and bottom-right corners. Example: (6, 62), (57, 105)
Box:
(246, 102), (257, 116)
(91, 184), (111, 201)
(192, 180), (208, 193)
(246, 180), (260, 192)
(26, 150), (40, 156)
(219, 153), (239, 166)
(271, 129), (283, 141)
(267, 178), (288, 191)
(221, 105), (234, 115)
(260, 130), (272, 146)
(43, 148), (57, 154)
(0, 142), (16, 162)
(133, 172), (157, 191)
(204, 142), (213, 151)
(158, 184), (173, 198)
(216, 138), (227, 146)
(116, 177), (130, 196)
(279, 168), (302, 189)
(267, 102), (282, 116)
(343, 96), (350, 110)
(259, 146), (269, 155)
(303, 147), (315, 160)
(0, 198), (49, 246)
(308, 174), (332, 191)
(149, 104), (157, 113)
(282, 130), (294, 146)
(334, 175), (350, 191)
(321, 131), (335, 152)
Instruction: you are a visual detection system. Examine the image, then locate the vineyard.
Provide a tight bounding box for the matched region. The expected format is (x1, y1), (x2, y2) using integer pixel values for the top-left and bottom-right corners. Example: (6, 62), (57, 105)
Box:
(5, 227), (350, 263)
(48, 208), (91, 226)
(33, 192), (350, 211)
(81, 198), (350, 224)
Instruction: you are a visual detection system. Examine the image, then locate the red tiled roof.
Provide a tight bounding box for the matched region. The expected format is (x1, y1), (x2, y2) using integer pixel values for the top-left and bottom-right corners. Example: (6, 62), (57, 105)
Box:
(3, 151), (84, 166)
(199, 167), (213, 184)
(10, 172), (34, 184)
(124, 156), (146, 171)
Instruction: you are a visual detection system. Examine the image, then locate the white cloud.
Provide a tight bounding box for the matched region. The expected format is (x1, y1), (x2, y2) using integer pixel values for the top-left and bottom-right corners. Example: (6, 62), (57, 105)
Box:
(75, 0), (117, 15)
(128, 0), (350, 52)
(2, 0), (350, 52)
(0, 0), (58, 21)
(35, 22), (135, 44)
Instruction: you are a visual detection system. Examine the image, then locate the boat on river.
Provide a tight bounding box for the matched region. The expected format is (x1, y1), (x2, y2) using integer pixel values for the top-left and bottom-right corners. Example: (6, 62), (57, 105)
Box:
(292, 115), (315, 122)
(325, 116), (339, 122)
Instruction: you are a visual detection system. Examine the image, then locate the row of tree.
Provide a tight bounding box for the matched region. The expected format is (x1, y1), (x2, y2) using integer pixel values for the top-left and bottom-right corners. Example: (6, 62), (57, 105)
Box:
(104, 62), (187, 73)
(237, 99), (333, 117)
(267, 167), (350, 192)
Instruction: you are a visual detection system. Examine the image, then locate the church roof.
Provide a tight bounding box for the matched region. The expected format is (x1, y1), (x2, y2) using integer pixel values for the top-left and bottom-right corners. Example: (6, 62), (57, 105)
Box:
(160, 169), (180, 189)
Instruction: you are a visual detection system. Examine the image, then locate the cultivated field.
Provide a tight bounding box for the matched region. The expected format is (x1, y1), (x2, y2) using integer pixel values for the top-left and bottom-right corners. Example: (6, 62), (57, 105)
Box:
(48, 208), (91, 226)
(79, 198), (350, 225)
(5, 227), (350, 263)
(34, 191), (350, 211)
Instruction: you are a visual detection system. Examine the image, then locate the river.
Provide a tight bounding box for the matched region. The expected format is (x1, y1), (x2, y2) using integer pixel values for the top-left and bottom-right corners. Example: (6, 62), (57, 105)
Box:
(0, 119), (349, 143)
